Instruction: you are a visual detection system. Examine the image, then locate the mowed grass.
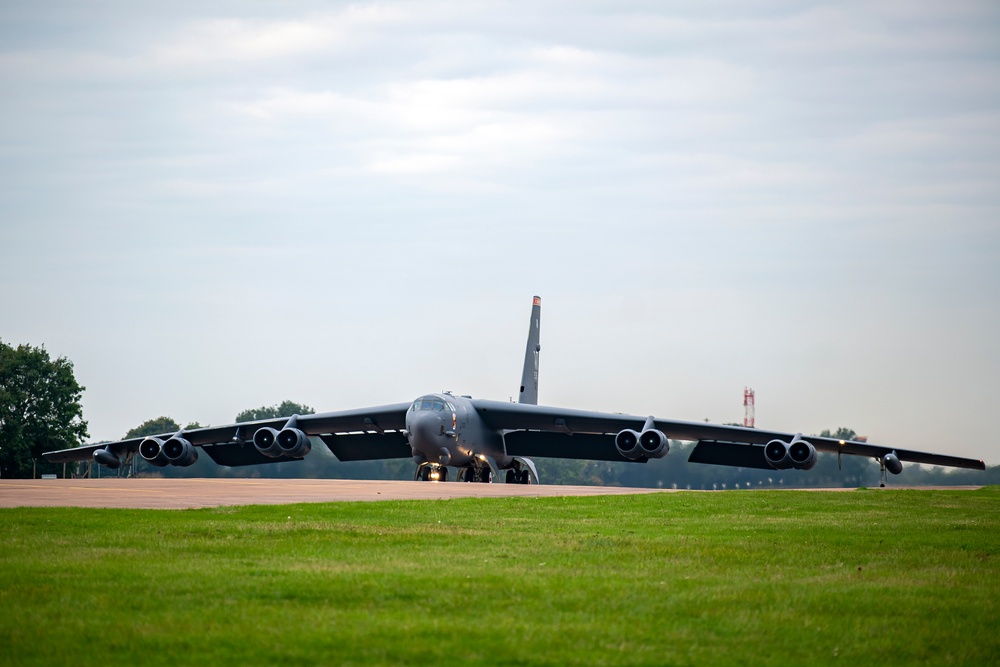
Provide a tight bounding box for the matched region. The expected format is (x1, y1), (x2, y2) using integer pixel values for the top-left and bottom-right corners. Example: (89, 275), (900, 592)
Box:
(1, 488), (998, 666)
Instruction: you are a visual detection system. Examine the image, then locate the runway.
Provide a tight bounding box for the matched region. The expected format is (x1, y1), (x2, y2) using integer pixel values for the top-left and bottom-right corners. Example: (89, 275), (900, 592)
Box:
(0, 478), (670, 509)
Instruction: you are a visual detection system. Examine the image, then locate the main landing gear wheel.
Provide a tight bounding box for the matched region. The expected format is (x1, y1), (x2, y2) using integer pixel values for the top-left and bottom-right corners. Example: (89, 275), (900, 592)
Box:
(505, 469), (532, 484)
(504, 468), (532, 484)
(462, 467), (492, 483)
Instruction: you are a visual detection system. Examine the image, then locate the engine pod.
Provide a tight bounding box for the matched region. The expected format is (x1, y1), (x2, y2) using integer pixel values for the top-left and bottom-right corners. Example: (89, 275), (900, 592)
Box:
(764, 439), (792, 470)
(615, 429), (642, 460)
(638, 429), (669, 458)
(788, 439), (816, 470)
(139, 437), (169, 467)
(163, 437), (198, 466)
(276, 428), (311, 459)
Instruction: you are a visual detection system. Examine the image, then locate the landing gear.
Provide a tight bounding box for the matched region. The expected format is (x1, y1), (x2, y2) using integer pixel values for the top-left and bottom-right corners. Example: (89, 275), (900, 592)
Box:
(461, 467), (493, 483)
(414, 463), (448, 482)
(878, 457), (887, 488)
(505, 468), (532, 484)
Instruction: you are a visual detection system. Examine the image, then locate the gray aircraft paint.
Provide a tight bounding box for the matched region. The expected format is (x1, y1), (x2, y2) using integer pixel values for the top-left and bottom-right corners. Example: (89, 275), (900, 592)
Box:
(519, 295), (541, 406)
(44, 297), (986, 483)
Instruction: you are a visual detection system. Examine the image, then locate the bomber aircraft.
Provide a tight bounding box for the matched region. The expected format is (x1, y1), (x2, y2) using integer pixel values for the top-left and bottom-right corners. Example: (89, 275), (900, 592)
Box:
(45, 297), (985, 486)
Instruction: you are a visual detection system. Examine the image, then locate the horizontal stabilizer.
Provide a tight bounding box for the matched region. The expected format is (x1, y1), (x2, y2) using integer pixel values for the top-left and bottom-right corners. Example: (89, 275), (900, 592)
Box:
(688, 441), (772, 470)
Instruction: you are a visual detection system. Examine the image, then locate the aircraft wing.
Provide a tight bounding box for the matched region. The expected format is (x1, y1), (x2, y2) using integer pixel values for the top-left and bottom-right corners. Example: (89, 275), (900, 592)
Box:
(43, 403), (412, 467)
(473, 400), (986, 471)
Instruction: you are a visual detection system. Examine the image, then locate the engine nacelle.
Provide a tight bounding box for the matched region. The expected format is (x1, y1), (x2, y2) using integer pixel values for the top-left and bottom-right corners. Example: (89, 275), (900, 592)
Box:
(139, 437), (169, 467)
(884, 451), (903, 475)
(764, 439), (792, 469)
(93, 448), (121, 469)
(276, 428), (311, 459)
(615, 429), (642, 460)
(788, 439), (817, 470)
(638, 429), (670, 458)
(253, 427), (283, 458)
(766, 436), (816, 470)
(163, 437), (198, 467)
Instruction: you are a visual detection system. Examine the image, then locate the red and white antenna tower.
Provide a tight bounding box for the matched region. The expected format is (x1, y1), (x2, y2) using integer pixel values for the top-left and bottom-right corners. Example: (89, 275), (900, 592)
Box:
(743, 387), (755, 428)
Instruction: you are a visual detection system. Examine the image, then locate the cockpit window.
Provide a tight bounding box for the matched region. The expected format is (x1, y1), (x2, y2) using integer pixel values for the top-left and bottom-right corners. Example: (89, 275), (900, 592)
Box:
(412, 397), (447, 412)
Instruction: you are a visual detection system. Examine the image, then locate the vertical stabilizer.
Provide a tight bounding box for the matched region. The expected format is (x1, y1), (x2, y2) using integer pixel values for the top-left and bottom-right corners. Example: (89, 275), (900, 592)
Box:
(519, 296), (542, 404)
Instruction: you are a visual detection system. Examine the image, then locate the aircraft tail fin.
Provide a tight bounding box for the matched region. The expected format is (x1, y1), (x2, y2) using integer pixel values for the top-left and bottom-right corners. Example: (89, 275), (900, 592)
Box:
(518, 296), (541, 404)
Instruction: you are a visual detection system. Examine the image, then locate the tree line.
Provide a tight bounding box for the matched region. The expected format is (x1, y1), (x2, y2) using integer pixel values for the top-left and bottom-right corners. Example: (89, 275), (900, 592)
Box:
(0, 342), (87, 478)
(2, 339), (996, 487)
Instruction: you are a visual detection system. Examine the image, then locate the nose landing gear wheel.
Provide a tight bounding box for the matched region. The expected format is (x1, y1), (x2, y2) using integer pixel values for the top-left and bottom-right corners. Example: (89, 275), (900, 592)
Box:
(415, 463), (448, 481)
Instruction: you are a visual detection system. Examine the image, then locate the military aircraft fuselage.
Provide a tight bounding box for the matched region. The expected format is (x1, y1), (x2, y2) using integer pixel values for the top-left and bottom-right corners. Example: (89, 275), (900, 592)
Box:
(405, 394), (508, 469)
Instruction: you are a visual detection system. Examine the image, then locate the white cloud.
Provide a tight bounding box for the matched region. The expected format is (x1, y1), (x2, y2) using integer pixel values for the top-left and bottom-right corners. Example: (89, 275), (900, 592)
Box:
(234, 88), (376, 121)
(2, 0), (998, 463)
(154, 6), (407, 65)
(366, 152), (464, 174)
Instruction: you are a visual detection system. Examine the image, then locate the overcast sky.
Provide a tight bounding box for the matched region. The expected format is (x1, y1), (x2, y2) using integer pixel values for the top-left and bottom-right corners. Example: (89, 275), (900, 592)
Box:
(1, 1), (998, 465)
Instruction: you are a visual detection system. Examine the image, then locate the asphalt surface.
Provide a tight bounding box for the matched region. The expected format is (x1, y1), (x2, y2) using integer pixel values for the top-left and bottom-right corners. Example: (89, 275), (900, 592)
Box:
(0, 478), (670, 509)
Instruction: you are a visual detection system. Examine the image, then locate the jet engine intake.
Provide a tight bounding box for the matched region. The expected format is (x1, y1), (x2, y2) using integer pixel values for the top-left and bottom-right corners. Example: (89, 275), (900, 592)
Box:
(276, 428), (311, 459)
(163, 437), (198, 467)
(765, 435), (816, 470)
(253, 427), (282, 458)
(883, 451), (903, 475)
(638, 429), (670, 458)
(615, 429), (642, 460)
(788, 439), (816, 470)
(139, 437), (169, 467)
(764, 439), (792, 470)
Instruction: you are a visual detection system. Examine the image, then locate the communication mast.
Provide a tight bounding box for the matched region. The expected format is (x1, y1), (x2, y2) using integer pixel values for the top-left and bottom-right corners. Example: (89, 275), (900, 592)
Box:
(743, 387), (755, 428)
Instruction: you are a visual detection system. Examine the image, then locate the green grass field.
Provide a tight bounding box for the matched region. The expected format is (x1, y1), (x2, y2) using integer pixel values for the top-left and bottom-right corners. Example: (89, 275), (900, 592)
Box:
(2, 488), (998, 666)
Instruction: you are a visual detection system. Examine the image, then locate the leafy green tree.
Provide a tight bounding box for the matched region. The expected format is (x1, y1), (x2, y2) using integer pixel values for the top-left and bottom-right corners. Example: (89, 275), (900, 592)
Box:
(819, 427), (858, 441)
(125, 416), (181, 439)
(0, 341), (88, 478)
(236, 400), (315, 423)
(125, 417), (224, 478)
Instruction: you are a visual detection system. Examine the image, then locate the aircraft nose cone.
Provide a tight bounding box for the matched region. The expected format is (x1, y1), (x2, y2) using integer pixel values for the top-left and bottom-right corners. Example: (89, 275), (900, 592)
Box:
(407, 411), (442, 452)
